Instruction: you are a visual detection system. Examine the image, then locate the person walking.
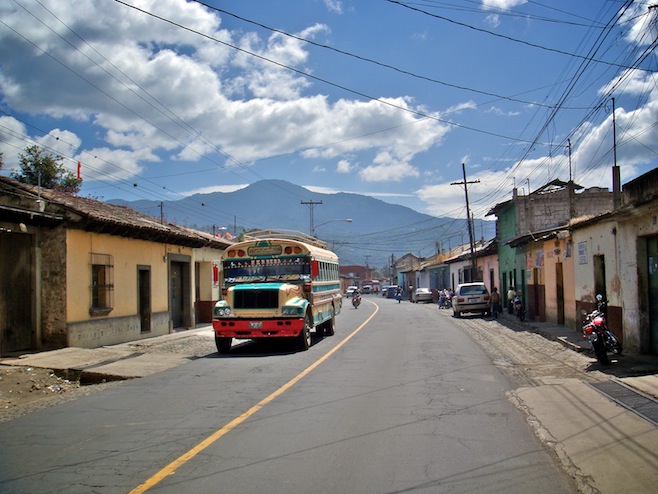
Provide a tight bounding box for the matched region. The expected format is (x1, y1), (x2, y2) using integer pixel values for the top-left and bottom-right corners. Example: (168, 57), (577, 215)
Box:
(490, 287), (501, 319)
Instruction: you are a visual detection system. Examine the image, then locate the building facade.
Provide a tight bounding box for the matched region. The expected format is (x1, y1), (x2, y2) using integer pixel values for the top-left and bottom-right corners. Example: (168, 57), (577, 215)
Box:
(0, 177), (230, 352)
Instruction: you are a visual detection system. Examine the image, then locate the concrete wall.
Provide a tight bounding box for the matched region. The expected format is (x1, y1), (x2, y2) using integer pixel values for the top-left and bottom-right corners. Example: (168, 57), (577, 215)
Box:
(68, 311), (170, 348)
(517, 186), (613, 233)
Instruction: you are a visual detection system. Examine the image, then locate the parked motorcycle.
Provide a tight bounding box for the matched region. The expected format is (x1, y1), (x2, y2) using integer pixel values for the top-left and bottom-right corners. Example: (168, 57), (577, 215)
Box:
(582, 294), (622, 365)
(352, 293), (361, 309)
(513, 295), (525, 321)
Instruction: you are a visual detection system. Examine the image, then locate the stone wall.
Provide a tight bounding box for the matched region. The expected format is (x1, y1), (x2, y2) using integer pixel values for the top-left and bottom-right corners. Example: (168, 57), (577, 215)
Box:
(40, 226), (68, 347)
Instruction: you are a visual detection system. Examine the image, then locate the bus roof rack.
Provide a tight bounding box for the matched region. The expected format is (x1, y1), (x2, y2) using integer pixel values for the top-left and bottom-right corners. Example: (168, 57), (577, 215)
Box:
(242, 229), (328, 249)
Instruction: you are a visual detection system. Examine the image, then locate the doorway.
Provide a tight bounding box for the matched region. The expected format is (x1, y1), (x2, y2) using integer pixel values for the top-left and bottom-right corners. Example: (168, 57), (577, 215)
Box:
(0, 232), (34, 354)
(556, 262), (565, 325)
(169, 256), (191, 329)
(593, 255), (606, 300)
(138, 266), (151, 333)
(648, 237), (658, 353)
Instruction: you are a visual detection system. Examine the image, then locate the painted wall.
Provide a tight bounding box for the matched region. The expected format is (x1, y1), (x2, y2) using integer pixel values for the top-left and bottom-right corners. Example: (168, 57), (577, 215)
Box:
(572, 220), (626, 347)
(541, 236), (577, 329)
(616, 208), (658, 353)
(66, 230), (172, 321)
(65, 230), (191, 347)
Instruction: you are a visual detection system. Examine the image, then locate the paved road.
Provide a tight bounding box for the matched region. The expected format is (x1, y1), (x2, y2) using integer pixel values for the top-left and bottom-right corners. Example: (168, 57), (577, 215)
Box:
(0, 297), (577, 493)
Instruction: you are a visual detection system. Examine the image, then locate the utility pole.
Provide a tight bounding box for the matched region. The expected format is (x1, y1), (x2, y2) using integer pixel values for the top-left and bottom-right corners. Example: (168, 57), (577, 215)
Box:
(451, 163), (480, 281)
(612, 98), (621, 210)
(301, 200), (322, 235)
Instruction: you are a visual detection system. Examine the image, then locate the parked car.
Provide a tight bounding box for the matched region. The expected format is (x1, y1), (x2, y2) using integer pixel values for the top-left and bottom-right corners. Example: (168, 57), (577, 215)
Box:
(345, 286), (359, 297)
(453, 282), (490, 317)
(412, 287), (433, 303)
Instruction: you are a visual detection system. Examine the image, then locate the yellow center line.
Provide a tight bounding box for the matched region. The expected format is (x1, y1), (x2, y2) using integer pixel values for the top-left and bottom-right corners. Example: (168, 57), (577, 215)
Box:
(129, 301), (380, 493)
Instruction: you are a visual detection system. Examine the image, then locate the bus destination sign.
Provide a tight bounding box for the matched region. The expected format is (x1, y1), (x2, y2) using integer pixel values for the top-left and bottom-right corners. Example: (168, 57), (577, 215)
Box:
(247, 245), (283, 257)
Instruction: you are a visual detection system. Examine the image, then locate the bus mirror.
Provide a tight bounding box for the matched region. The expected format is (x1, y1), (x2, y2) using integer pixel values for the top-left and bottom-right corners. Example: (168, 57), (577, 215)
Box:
(311, 260), (319, 278)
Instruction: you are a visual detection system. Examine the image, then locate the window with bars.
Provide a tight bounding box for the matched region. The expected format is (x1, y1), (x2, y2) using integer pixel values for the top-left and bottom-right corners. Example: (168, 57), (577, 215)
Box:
(91, 253), (114, 314)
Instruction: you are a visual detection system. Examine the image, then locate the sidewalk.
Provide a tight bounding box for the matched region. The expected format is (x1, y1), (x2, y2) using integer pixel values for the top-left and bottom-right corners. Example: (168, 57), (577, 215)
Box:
(497, 312), (658, 400)
(0, 326), (215, 383)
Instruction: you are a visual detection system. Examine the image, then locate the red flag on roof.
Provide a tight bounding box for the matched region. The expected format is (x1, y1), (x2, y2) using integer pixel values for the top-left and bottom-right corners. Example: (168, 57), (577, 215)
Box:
(77, 161), (81, 179)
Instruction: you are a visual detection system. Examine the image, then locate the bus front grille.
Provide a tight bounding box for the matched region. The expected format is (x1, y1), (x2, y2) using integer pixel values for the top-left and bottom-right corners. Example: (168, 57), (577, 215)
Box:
(233, 289), (279, 309)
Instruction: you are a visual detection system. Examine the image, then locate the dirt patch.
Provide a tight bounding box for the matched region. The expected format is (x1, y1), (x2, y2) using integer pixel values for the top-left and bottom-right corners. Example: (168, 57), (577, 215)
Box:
(0, 365), (115, 423)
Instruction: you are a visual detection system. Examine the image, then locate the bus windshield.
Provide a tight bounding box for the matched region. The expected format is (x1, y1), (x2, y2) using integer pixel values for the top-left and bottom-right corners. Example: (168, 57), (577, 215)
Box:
(223, 257), (311, 285)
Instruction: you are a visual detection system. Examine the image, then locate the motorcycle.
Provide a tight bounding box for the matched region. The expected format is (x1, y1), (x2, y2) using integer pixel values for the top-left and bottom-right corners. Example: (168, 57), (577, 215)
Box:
(582, 294), (623, 365)
(352, 293), (361, 309)
(513, 295), (525, 321)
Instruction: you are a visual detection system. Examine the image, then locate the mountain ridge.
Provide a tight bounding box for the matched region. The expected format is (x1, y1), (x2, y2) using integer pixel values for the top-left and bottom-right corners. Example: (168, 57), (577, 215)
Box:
(109, 179), (494, 268)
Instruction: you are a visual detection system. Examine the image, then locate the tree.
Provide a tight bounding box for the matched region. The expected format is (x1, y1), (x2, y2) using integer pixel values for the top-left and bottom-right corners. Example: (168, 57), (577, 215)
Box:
(10, 145), (82, 193)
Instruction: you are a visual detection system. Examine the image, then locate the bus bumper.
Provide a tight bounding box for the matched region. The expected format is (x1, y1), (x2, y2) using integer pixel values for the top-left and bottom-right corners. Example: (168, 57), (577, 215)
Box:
(212, 318), (304, 338)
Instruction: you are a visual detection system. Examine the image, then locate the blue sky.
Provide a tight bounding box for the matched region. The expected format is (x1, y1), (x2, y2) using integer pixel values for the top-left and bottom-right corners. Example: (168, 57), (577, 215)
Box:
(1, 0), (657, 231)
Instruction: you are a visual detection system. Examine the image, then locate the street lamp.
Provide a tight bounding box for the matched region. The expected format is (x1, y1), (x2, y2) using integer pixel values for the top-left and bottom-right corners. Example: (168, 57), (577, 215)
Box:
(312, 218), (352, 236)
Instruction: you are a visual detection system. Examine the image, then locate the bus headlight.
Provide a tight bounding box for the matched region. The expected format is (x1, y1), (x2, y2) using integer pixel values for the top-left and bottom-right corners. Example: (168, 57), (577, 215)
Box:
(214, 306), (232, 317)
(282, 306), (302, 316)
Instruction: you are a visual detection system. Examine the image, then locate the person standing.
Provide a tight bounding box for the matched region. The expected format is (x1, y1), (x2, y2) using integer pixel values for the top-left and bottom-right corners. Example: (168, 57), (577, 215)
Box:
(507, 286), (516, 314)
(490, 287), (501, 318)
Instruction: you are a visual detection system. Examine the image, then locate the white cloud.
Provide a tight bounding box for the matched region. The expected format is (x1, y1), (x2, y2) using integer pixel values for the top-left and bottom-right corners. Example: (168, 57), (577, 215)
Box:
(323, 0), (344, 14)
(0, 117), (30, 169)
(485, 14), (501, 28)
(0, 1), (450, 188)
(303, 184), (416, 199)
(76, 147), (159, 181)
(181, 183), (249, 195)
(622, 3), (657, 46)
(359, 151), (420, 182)
(336, 159), (354, 173)
(481, 0), (527, 10)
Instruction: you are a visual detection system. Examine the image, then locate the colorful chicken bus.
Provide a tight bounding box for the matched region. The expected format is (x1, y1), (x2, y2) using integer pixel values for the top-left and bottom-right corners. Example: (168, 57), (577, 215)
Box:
(212, 235), (341, 353)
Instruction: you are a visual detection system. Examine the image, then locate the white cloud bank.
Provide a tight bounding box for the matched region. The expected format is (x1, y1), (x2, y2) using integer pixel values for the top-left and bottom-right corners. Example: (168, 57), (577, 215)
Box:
(0, 0), (448, 184)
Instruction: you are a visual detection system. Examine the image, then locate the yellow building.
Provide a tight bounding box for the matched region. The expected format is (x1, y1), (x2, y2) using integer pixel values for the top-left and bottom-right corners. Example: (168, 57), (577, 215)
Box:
(0, 177), (231, 352)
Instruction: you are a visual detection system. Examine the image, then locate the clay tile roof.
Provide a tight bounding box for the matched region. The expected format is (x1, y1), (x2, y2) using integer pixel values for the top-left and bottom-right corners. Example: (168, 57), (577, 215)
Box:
(0, 176), (232, 249)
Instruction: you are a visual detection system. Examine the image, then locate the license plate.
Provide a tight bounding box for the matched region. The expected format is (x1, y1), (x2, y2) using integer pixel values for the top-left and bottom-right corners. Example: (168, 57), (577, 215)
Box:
(249, 321), (262, 329)
(468, 298), (479, 302)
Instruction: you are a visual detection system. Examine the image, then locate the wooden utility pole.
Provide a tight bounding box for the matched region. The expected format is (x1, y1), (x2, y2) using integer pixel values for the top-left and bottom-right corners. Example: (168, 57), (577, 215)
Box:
(451, 163), (480, 281)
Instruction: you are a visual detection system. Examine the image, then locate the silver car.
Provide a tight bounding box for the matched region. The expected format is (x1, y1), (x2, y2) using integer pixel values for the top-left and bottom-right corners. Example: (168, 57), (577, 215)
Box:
(412, 288), (433, 303)
(453, 282), (490, 317)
